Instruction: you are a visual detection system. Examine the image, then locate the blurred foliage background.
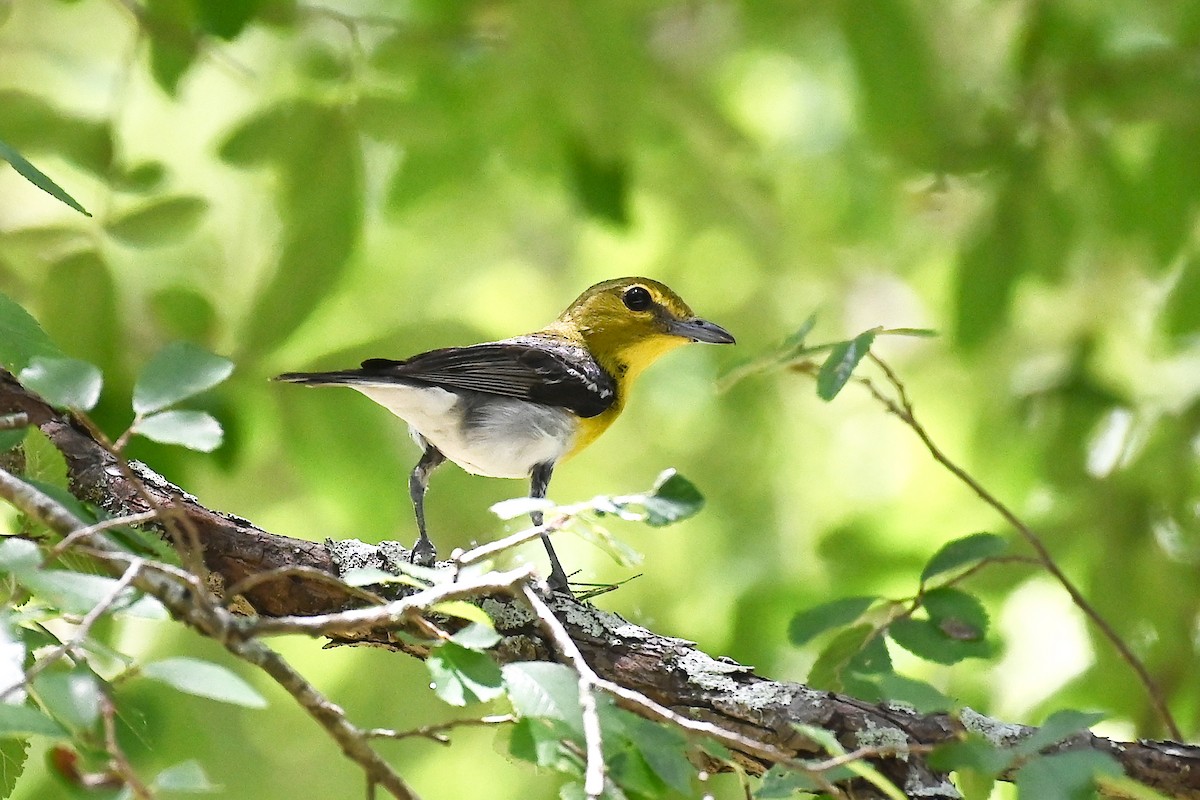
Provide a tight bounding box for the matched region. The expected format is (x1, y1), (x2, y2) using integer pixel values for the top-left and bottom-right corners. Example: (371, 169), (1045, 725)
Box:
(2, 0), (1199, 797)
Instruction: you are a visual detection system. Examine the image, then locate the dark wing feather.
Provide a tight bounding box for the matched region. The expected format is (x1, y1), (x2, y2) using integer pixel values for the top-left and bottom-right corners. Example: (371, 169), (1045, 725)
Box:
(358, 336), (616, 418)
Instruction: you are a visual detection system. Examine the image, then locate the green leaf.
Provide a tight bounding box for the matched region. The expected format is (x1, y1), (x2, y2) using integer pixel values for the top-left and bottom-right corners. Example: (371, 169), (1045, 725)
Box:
(875, 672), (953, 714)
(225, 102), (363, 357)
(30, 572), (166, 618)
(133, 342), (233, 415)
(807, 624), (876, 691)
(20, 430), (68, 492)
(1014, 750), (1121, 800)
(0, 737), (30, 796)
(133, 410), (223, 451)
(32, 668), (101, 731)
(922, 588), (989, 642)
(152, 759), (220, 793)
(921, 533), (1007, 584)
(817, 330), (878, 401)
(0, 292), (62, 373)
(0, 139), (91, 216)
(449, 622), (502, 652)
(18, 357), (102, 410)
(887, 618), (993, 665)
(619, 713), (693, 795)
(106, 195), (208, 246)
(140, 658), (267, 708)
(0, 428), (25, 453)
(144, 0), (200, 96)
(149, 287), (217, 343)
(757, 763), (822, 797)
(426, 642), (504, 707)
(0, 539), (40, 574)
(0, 704), (68, 739)
(339, 567), (421, 589)
(879, 327), (938, 338)
(567, 140), (629, 226)
(788, 596), (878, 646)
(1013, 710), (1106, 759)
(1166, 255), (1200, 340)
(639, 469), (704, 526)
(507, 717), (573, 769)
(501, 662), (583, 733)
(928, 734), (1009, 777)
(430, 601), (493, 628)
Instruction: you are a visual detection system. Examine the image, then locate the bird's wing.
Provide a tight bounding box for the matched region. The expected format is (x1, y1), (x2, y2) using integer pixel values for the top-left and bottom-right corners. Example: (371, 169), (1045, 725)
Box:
(357, 337), (617, 418)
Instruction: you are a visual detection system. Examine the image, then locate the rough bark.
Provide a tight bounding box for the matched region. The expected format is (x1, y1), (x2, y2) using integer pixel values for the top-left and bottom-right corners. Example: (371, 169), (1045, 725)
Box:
(2, 371), (1198, 799)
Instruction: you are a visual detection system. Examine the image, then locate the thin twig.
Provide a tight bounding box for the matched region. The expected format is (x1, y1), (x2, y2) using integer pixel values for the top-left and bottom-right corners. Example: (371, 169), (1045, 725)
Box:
(453, 515), (571, 567)
(861, 352), (1183, 741)
(102, 695), (154, 800)
(519, 586), (607, 800)
(807, 742), (936, 773)
(244, 568), (535, 638)
(223, 565), (386, 608)
(44, 510), (161, 563)
(0, 412), (28, 430)
(365, 714), (516, 744)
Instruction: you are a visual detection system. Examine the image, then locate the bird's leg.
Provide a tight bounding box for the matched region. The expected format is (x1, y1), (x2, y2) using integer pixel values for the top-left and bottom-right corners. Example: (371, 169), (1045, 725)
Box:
(531, 462), (572, 596)
(408, 444), (446, 566)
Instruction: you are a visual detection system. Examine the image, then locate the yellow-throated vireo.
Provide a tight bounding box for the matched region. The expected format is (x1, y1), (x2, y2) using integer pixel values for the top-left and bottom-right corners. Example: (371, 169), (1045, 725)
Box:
(276, 277), (734, 594)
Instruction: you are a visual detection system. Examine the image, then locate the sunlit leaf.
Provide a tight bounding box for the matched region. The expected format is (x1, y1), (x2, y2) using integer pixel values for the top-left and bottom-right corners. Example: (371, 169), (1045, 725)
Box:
(449, 622), (502, 651)
(18, 357), (102, 410)
(426, 642), (504, 706)
(0, 139), (90, 216)
(788, 596), (878, 646)
(133, 410), (223, 452)
(502, 662), (583, 733)
(431, 601), (493, 628)
(141, 658), (267, 708)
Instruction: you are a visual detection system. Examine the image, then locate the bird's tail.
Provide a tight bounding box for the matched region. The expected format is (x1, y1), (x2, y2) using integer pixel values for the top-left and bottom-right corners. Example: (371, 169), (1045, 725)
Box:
(274, 371), (372, 386)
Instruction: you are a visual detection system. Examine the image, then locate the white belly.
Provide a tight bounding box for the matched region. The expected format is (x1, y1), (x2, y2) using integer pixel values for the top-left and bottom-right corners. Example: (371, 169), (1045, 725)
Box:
(353, 383), (577, 478)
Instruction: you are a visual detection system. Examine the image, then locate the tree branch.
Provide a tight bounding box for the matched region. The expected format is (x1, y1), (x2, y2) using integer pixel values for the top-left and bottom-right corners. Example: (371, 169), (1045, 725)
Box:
(2, 370), (1198, 799)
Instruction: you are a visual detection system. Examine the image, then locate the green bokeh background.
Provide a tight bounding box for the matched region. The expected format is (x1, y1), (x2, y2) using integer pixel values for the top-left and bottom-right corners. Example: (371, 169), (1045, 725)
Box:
(2, 0), (1199, 797)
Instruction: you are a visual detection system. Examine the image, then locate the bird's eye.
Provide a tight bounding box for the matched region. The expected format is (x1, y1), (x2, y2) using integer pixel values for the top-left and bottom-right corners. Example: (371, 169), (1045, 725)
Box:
(622, 286), (652, 312)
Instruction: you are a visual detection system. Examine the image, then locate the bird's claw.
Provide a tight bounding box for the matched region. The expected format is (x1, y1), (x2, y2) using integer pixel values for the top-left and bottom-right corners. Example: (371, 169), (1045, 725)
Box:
(410, 539), (437, 567)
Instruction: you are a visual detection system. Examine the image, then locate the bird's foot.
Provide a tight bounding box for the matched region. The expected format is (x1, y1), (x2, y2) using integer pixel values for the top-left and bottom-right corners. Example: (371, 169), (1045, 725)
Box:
(410, 538), (437, 567)
(545, 570), (575, 600)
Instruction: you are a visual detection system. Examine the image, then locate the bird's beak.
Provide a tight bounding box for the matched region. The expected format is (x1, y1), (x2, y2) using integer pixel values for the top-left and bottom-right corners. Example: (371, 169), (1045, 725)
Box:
(667, 317), (736, 345)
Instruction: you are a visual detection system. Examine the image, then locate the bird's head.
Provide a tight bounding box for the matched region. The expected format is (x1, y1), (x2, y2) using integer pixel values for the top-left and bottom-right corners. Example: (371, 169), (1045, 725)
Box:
(549, 277), (735, 382)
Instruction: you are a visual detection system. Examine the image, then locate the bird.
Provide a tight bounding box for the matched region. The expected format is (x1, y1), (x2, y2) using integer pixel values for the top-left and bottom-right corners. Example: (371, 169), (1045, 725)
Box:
(275, 277), (734, 594)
